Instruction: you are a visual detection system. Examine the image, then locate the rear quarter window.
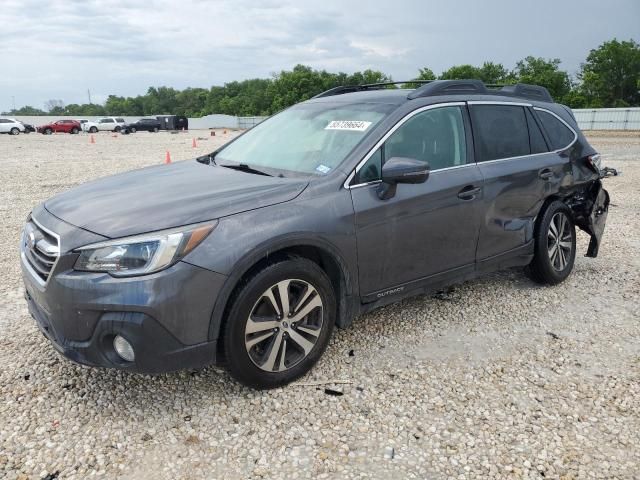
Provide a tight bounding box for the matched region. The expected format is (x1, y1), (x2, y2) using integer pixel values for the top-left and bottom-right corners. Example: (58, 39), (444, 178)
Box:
(535, 109), (576, 150)
(470, 105), (530, 162)
(525, 108), (549, 154)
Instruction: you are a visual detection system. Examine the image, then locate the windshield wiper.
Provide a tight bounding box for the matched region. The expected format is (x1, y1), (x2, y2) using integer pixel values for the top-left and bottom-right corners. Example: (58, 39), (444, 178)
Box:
(219, 163), (272, 177)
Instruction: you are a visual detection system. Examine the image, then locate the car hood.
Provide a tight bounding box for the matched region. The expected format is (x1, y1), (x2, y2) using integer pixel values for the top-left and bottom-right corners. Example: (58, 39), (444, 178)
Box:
(45, 160), (309, 238)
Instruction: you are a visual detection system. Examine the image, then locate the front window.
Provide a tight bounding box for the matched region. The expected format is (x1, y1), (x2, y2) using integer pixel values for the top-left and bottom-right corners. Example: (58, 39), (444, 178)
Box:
(216, 102), (393, 176)
(353, 106), (467, 184)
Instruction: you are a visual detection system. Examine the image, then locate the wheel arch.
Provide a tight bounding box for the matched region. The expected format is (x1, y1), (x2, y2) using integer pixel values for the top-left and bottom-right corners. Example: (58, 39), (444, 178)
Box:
(207, 237), (357, 353)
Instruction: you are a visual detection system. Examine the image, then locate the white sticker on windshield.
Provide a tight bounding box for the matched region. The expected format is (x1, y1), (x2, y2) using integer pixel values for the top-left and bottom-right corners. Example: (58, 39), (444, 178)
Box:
(316, 164), (331, 174)
(325, 120), (372, 132)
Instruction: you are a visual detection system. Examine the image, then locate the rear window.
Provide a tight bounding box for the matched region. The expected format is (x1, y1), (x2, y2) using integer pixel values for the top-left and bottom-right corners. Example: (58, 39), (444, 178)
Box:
(470, 105), (530, 162)
(535, 109), (576, 150)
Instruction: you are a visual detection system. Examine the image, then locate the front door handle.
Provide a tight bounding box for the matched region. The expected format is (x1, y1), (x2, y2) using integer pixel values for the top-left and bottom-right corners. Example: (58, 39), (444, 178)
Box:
(539, 168), (553, 180)
(457, 185), (482, 200)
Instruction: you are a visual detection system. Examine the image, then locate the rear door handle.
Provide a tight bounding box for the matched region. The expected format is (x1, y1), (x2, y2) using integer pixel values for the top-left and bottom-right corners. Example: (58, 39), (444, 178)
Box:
(457, 185), (482, 200)
(539, 169), (553, 180)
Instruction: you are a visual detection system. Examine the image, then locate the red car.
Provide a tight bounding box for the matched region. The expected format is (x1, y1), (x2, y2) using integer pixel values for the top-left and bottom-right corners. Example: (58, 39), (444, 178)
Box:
(37, 120), (82, 135)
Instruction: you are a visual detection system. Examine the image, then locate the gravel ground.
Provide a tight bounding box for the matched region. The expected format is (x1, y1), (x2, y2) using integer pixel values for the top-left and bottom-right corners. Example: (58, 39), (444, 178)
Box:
(0, 131), (638, 479)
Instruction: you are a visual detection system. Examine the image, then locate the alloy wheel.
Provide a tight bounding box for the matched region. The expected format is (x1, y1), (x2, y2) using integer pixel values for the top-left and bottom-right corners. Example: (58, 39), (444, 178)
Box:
(547, 212), (573, 271)
(244, 279), (323, 372)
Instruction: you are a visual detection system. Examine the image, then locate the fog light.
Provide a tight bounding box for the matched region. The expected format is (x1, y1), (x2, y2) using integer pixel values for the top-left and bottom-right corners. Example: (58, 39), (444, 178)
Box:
(113, 335), (135, 362)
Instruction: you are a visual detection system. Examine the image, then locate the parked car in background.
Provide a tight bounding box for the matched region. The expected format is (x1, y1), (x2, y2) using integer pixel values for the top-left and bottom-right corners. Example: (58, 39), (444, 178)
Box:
(157, 115), (188, 130)
(77, 119), (97, 133)
(94, 117), (127, 132)
(0, 118), (26, 135)
(20, 121), (36, 133)
(20, 80), (610, 389)
(121, 118), (161, 134)
(37, 120), (81, 135)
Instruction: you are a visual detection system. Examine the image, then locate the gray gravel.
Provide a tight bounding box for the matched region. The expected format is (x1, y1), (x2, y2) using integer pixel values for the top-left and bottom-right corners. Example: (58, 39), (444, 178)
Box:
(0, 131), (638, 479)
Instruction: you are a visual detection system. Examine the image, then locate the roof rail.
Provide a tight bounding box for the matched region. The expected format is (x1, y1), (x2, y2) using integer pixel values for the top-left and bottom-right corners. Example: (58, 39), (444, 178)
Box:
(490, 83), (554, 103)
(407, 80), (488, 100)
(312, 79), (555, 103)
(408, 80), (554, 102)
(312, 80), (433, 99)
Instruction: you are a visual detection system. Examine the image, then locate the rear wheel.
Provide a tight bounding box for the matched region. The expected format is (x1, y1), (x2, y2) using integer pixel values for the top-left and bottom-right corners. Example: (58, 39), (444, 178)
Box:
(130, 127), (136, 133)
(114, 126), (121, 132)
(71, 127), (79, 134)
(9, 127), (19, 135)
(526, 201), (576, 285)
(153, 127), (159, 133)
(223, 257), (335, 389)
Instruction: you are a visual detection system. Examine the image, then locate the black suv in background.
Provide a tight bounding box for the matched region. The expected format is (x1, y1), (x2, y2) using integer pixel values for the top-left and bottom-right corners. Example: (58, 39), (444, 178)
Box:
(21, 80), (609, 389)
(122, 118), (161, 134)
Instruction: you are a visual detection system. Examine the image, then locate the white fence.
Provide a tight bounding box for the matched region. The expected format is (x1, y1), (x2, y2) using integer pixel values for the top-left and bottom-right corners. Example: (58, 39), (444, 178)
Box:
(7, 109), (640, 131)
(571, 108), (640, 131)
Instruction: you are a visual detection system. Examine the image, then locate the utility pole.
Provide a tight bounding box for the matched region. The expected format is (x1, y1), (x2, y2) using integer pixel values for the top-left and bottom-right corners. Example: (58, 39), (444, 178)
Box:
(87, 89), (92, 104)
(12, 96), (16, 111)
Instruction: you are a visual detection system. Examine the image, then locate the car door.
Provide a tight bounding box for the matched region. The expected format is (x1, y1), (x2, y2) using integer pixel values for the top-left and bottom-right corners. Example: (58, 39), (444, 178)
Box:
(469, 102), (573, 266)
(349, 103), (484, 300)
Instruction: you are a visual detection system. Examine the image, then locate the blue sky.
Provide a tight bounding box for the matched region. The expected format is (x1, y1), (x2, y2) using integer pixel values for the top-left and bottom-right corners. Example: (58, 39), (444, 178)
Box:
(1, 0), (638, 111)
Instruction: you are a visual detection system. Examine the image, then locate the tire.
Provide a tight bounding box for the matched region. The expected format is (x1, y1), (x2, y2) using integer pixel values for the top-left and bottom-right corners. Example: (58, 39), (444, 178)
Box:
(114, 126), (121, 133)
(130, 127), (136, 133)
(223, 257), (336, 389)
(153, 127), (159, 133)
(9, 127), (19, 135)
(89, 126), (98, 133)
(526, 201), (576, 285)
(71, 127), (79, 134)
(44, 128), (53, 135)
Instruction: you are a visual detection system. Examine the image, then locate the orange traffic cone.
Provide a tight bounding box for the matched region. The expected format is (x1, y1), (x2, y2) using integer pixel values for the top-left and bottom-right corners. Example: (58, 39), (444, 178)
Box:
(192, 138), (197, 148)
(90, 135), (95, 144)
(165, 151), (171, 164)
(223, 129), (227, 134)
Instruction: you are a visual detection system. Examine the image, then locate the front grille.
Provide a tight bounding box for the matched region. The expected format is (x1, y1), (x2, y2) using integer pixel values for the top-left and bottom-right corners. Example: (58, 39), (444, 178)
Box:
(22, 219), (60, 283)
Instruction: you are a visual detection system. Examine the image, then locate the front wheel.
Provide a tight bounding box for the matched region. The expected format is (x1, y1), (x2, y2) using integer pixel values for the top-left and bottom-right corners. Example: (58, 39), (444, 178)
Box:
(223, 257), (335, 389)
(153, 127), (159, 133)
(130, 127), (136, 133)
(526, 201), (576, 285)
(10, 127), (19, 135)
(89, 126), (98, 133)
(114, 126), (121, 133)
(44, 128), (53, 135)
(71, 127), (79, 134)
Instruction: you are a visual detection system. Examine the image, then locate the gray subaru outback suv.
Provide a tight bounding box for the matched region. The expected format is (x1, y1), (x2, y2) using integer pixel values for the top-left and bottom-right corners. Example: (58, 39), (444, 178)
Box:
(21, 80), (609, 389)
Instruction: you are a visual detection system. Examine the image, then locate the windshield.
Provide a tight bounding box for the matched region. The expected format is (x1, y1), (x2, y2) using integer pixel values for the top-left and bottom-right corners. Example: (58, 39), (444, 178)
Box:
(216, 102), (393, 176)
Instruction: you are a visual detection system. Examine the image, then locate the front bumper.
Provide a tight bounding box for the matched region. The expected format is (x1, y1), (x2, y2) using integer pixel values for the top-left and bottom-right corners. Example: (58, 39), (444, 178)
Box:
(21, 209), (228, 373)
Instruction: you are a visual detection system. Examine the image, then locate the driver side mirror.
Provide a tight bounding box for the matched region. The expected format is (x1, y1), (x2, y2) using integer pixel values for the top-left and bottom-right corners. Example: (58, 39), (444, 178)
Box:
(377, 157), (429, 200)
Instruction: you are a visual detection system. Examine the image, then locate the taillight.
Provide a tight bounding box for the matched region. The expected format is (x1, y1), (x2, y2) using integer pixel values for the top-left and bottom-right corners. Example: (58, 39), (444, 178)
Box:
(586, 154), (601, 172)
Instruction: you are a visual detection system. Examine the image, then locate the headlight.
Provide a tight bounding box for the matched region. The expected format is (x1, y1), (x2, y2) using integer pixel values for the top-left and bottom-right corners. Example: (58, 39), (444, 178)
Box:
(74, 221), (216, 276)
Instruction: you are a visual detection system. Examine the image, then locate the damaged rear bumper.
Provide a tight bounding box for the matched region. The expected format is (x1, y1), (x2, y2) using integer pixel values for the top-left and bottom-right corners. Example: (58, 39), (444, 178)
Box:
(573, 180), (609, 258)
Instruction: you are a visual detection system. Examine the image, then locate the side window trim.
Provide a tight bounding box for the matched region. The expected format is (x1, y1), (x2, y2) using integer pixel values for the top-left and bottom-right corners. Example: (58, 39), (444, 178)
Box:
(532, 107), (578, 152)
(345, 102), (467, 189)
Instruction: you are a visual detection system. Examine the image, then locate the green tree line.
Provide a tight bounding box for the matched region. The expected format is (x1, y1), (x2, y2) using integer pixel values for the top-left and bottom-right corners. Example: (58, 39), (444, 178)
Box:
(5, 38), (639, 117)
